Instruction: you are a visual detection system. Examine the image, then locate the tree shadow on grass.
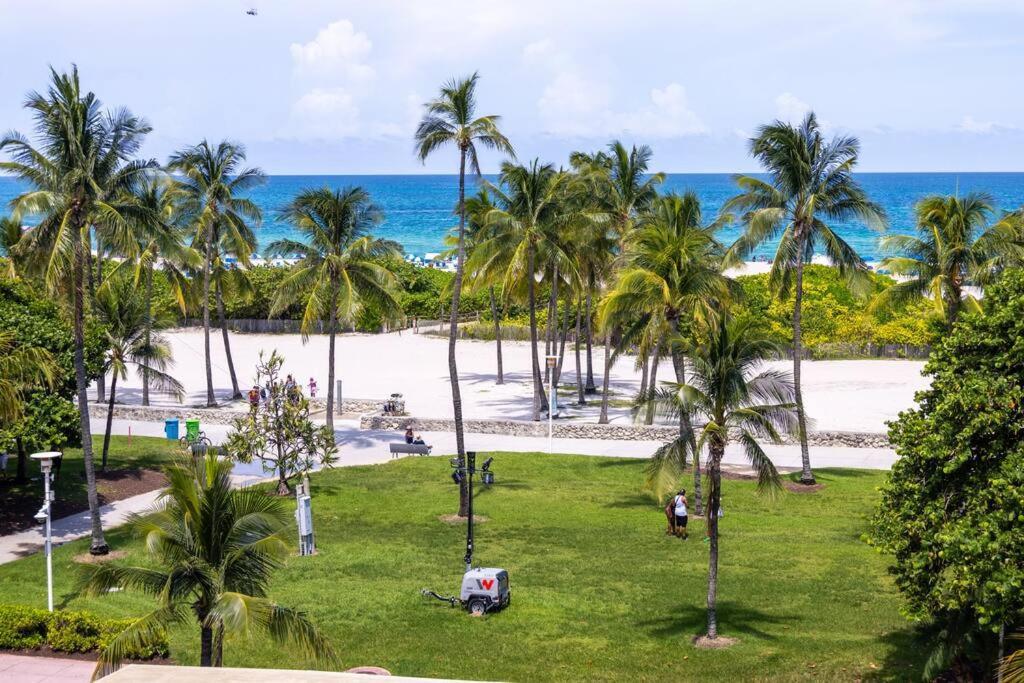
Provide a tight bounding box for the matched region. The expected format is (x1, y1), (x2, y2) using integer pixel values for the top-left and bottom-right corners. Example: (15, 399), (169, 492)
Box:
(637, 601), (798, 642)
(809, 468), (884, 480)
(861, 625), (929, 681)
(595, 459), (647, 468)
(604, 493), (656, 509)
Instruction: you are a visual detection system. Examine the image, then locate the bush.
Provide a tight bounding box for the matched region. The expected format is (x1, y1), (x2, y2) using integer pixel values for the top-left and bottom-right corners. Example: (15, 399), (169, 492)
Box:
(0, 605), (168, 659)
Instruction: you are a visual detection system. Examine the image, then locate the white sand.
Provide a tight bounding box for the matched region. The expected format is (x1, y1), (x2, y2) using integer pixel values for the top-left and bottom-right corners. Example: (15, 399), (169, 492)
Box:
(102, 329), (928, 433)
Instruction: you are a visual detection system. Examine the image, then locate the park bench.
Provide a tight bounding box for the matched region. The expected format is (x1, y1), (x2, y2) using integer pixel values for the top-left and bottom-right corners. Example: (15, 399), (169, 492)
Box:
(390, 443), (432, 457)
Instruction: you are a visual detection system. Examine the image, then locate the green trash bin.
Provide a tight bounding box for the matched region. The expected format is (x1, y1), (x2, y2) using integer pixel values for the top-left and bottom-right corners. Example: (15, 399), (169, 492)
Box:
(185, 419), (200, 441)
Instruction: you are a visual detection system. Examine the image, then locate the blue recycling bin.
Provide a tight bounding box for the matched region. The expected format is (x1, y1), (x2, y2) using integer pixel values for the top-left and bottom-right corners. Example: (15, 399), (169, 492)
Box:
(164, 419), (179, 440)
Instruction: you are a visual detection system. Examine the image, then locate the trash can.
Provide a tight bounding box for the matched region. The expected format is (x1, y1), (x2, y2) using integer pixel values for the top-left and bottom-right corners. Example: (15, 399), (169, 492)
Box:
(164, 419), (179, 440)
(185, 419), (200, 441)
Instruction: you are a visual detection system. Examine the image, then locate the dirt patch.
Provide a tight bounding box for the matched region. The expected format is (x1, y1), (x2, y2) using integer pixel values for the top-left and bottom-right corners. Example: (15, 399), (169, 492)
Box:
(0, 468), (167, 535)
(692, 635), (739, 649)
(73, 550), (128, 564)
(784, 481), (826, 494)
(438, 514), (490, 524)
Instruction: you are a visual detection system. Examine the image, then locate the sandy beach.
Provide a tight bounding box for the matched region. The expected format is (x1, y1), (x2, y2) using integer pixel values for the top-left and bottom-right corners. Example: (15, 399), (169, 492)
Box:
(100, 329), (928, 434)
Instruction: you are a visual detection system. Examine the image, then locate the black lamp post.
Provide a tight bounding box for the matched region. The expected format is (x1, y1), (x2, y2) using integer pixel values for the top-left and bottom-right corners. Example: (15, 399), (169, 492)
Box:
(450, 452), (495, 571)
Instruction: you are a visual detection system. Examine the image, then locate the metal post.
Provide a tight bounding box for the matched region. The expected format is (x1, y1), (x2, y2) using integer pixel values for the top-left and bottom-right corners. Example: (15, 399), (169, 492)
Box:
(546, 356), (557, 453)
(464, 452), (475, 572)
(43, 468), (52, 612)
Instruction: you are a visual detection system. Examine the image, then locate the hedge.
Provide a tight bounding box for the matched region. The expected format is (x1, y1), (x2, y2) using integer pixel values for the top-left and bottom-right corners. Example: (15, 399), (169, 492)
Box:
(0, 605), (169, 660)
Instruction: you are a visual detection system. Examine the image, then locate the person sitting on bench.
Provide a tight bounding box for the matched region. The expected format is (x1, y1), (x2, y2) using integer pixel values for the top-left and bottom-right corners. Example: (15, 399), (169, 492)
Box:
(412, 434), (426, 445)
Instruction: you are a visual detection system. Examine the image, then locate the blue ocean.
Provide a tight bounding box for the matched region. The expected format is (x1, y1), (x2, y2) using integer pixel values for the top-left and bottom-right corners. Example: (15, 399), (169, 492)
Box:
(2, 173), (1023, 261)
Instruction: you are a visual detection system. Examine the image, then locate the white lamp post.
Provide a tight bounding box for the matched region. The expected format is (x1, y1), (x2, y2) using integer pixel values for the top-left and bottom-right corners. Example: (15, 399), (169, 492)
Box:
(545, 355), (558, 453)
(30, 451), (61, 612)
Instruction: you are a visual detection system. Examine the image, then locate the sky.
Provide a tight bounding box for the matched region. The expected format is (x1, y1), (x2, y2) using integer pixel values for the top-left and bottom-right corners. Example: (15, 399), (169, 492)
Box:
(1, 0), (1024, 174)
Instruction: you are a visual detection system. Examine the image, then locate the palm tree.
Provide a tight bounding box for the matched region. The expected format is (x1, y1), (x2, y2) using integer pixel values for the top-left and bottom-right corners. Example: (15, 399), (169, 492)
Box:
(266, 186), (402, 431)
(80, 452), (335, 674)
(0, 331), (57, 431)
(0, 216), (24, 277)
(875, 193), (1023, 326)
(95, 276), (183, 469)
(1, 66), (155, 554)
(168, 140), (264, 406)
(414, 72), (514, 467)
(725, 112), (886, 485)
(467, 160), (577, 423)
(600, 192), (736, 514)
(462, 189), (506, 384)
(645, 315), (797, 640)
(108, 176), (195, 407)
(573, 142), (664, 423)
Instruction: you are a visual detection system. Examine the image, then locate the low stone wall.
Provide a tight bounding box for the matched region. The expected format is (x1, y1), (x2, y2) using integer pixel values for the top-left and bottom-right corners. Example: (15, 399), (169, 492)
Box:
(90, 397), (386, 425)
(360, 415), (890, 448)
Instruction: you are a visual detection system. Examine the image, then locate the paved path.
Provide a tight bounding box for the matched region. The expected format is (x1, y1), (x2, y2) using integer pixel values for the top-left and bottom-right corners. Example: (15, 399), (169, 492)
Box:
(0, 654), (95, 682)
(0, 417), (895, 565)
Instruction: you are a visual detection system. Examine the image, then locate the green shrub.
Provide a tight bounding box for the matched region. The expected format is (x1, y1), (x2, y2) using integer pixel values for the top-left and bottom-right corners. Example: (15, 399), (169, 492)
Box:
(0, 605), (168, 660)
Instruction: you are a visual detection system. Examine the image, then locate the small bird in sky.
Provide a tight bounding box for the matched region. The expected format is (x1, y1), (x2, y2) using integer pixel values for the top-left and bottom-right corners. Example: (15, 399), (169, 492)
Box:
(246, 8), (258, 16)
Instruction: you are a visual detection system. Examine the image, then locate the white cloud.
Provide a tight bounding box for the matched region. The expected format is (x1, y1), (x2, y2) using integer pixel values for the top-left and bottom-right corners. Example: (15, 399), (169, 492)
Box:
(958, 115), (997, 134)
(289, 20), (375, 83)
(288, 87), (361, 139)
(774, 92), (811, 122)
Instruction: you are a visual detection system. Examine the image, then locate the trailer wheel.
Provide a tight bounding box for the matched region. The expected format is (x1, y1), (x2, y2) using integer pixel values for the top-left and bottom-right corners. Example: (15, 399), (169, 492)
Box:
(467, 598), (487, 616)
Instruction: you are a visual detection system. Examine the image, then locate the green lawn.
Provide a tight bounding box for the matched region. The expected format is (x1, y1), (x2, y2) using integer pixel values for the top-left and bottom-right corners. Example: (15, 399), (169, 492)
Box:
(0, 436), (179, 533)
(0, 452), (925, 681)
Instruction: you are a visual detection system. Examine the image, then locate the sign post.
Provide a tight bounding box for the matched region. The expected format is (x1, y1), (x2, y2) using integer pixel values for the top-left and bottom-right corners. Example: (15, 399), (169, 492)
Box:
(545, 355), (558, 453)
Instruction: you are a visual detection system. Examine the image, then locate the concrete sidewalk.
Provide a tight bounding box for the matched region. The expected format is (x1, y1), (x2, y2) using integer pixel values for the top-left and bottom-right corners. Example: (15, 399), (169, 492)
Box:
(0, 653), (96, 682)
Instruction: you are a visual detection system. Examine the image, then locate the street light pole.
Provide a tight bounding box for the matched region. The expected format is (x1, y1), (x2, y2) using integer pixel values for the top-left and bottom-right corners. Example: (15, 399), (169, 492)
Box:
(464, 452), (475, 572)
(31, 452), (61, 613)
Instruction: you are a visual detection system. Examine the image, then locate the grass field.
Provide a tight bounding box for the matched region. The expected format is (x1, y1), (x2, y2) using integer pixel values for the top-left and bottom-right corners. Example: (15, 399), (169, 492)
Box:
(0, 452), (925, 681)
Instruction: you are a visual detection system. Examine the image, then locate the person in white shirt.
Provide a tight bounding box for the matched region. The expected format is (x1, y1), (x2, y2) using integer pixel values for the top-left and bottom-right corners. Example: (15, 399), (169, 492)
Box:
(667, 489), (688, 539)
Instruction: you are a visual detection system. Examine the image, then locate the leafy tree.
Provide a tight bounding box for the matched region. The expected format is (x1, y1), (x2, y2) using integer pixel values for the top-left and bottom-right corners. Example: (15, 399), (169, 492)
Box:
(0, 331), (57, 473)
(646, 315), (796, 641)
(871, 270), (1024, 679)
(266, 186), (401, 431)
(876, 192), (1024, 326)
(1, 67), (155, 554)
(0, 277), (105, 480)
(94, 276), (183, 470)
(225, 351), (337, 495)
(414, 72), (514, 475)
(725, 112), (886, 485)
(80, 451), (336, 673)
(168, 140), (264, 405)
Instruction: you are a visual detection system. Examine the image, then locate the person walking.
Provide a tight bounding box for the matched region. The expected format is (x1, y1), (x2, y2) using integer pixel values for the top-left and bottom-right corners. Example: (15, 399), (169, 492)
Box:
(671, 489), (688, 539)
(308, 377), (318, 398)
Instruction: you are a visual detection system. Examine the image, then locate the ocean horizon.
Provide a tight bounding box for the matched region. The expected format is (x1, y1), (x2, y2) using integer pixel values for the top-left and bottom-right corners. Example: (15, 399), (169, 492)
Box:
(3, 172), (1023, 261)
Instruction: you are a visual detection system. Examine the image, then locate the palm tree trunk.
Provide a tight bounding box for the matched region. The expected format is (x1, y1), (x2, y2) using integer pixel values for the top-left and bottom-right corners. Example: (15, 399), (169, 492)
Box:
(74, 222), (107, 555)
(216, 284), (242, 400)
(451, 148), (469, 517)
(213, 625), (224, 667)
(638, 353), (650, 404)
(544, 270), (558, 383)
(670, 320), (703, 515)
(528, 245), (546, 421)
(645, 344), (660, 425)
(489, 285), (503, 385)
(554, 297), (571, 387)
(705, 440), (724, 639)
(584, 284), (596, 394)
(598, 329), (612, 424)
(200, 624), (213, 667)
(793, 256), (814, 485)
(102, 372), (117, 471)
(15, 436), (27, 484)
(326, 288), (339, 432)
(89, 232), (105, 405)
(142, 268), (153, 406)
(574, 299), (585, 405)
(203, 227), (215, 406)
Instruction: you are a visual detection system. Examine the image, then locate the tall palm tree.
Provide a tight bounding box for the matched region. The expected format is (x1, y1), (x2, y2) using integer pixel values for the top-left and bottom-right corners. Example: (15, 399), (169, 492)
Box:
(108, 176), (195, 407)
(725, 112), (886, 485)
(461, 188), (505, 384)
(1, 66), (155, 554)
(646, 315), (797, 640)
(574, 142), (664, 423)
(0, 216), (24, 277)
(875, 193), (1023, 326)
(267, 186), (402, 431)
(95, 276), (183, 469)
(168, 141), (264, 406)
(600, 192), (736, 513)
(467, 160), (577, 423)
(414, 72), (514, 467)
(80, 452), (335, 674)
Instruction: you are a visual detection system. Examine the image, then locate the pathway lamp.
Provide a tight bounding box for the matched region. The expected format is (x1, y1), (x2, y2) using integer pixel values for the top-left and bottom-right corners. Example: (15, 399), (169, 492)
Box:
(30, 451), (61, 612)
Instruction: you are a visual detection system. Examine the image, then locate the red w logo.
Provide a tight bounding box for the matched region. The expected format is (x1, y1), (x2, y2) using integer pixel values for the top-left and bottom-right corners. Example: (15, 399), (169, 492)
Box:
(480, 579), (495, 590)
